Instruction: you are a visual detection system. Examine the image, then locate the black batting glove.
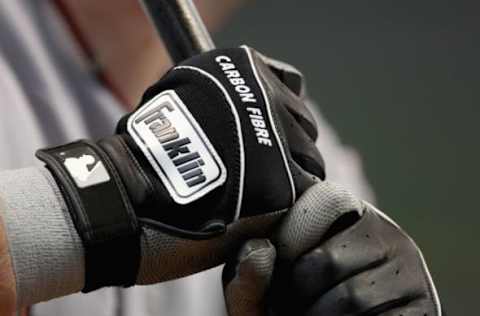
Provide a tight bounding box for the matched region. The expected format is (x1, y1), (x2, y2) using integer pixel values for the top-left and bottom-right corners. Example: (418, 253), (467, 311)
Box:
(36, 46), (324, 293)
(270, 182), (443, 316)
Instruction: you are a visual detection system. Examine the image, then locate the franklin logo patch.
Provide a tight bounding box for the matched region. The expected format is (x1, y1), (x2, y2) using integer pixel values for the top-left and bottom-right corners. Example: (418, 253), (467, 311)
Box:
(127, 90), (226, 204)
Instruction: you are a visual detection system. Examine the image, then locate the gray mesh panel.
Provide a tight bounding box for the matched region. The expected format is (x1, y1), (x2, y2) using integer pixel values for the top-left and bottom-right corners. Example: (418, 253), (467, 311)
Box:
(276, 181), (363, 260)
(137, 210), (286, 284)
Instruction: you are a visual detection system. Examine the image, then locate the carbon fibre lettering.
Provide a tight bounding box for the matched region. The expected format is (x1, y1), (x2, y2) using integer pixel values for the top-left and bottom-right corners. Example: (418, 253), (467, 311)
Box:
(215, 55), (272, 147)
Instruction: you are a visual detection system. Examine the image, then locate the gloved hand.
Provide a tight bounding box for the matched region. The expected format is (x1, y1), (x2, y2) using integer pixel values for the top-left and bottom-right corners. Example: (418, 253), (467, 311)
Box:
(223, 238), (277, 316)
(223, 181), (442, 316)
(34, 46), (324, 296)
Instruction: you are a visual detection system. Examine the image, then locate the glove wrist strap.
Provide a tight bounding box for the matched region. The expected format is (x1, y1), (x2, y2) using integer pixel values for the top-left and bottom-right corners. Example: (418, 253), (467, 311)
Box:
(36, 140), (140, 292)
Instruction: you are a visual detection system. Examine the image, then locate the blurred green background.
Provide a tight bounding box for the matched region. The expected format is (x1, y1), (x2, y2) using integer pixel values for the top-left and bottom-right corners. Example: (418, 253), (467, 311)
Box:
(217, 0), (479, 314)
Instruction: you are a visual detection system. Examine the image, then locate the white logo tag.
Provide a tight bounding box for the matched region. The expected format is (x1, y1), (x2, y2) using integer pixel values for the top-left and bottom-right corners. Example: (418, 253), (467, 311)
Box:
(63, 154), (110, 188)
(127, 90), (227, 205)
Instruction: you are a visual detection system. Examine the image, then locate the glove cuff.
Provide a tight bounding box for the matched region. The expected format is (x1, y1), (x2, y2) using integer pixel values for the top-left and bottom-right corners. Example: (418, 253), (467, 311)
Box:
(36, 140), (140, 292)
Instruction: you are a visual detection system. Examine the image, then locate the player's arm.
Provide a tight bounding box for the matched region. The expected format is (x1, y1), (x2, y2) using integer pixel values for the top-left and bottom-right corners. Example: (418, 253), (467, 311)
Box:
(0, 46), (325, 309)
(0, 199), (16, 316)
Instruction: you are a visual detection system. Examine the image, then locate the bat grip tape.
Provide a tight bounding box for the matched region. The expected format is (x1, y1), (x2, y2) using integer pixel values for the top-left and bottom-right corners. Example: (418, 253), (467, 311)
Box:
(36, 140), (140, 292)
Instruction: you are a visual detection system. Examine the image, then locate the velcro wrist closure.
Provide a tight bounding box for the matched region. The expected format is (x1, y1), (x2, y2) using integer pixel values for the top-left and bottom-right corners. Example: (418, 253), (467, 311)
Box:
(36, 140), (140, 292)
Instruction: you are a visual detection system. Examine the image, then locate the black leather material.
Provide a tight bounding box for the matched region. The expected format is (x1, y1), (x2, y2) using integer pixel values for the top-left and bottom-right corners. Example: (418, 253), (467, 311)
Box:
(251, 52), (325, 180)
(268, 205), (440, 316)
(261, 55), (319, 141)
(97, 135), (161, 220)
(114, 46), (325, 230)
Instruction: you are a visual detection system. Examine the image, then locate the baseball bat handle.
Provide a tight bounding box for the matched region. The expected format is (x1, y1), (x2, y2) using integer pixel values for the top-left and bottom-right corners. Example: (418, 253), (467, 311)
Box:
(140, 0), (216, 64)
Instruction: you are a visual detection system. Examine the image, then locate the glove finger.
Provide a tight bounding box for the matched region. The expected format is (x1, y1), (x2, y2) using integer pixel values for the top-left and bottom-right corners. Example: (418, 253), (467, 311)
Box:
(277, 102), (325, 179)
(260, 54), (306, 97)
(291, 209), (389, 304)
(259, 54), (319, 140)
(305, 262), (423, 316)
(275, 181), (363, 261)
(379, 298), (439, 316)
(364, 202), (443, 316)
(223, 239), (276, 316)
(282, 95), (319, 142)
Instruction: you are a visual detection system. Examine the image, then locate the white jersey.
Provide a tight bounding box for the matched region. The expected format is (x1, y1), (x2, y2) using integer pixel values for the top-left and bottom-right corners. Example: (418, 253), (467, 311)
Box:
(0, 1), (374, 315)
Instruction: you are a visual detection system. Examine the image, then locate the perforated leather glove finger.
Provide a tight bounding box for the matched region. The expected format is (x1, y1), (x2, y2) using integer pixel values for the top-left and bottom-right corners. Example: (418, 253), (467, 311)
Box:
(269, 181), (443, 316)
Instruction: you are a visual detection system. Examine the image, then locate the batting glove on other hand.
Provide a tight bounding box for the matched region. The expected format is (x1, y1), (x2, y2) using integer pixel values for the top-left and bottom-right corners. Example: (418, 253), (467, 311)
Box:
(223, 181), (442, 316)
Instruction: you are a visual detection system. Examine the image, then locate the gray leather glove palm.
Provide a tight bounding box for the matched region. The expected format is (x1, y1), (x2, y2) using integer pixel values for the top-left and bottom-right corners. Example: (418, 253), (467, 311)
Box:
(223, 181), (443, 316)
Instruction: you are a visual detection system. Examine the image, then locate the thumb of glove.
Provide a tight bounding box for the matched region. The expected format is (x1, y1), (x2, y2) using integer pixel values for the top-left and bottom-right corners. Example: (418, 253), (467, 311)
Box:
(222, 239), (276, 316)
